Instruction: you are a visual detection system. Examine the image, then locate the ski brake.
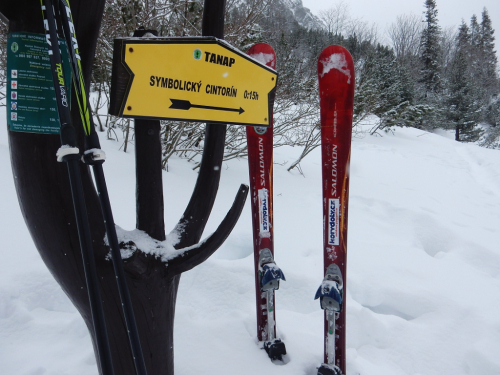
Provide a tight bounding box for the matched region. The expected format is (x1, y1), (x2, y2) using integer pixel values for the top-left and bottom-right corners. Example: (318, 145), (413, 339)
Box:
(315, 264), (344, 375)
(259, 248), (286, 361)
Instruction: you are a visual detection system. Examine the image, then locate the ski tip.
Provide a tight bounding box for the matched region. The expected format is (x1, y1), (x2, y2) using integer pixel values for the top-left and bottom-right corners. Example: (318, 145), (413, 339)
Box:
(246, 43), (276, 70)
(318, 45), (353, 62)
(317, 45), (354, 83)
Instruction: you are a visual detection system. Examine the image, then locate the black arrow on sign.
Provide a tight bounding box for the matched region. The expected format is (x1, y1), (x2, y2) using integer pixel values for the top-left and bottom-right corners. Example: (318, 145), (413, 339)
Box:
(169, 99), (245, 115)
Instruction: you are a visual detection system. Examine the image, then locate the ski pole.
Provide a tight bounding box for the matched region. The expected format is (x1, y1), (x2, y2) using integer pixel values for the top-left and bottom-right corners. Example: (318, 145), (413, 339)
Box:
(40, 1), (114, 374)
(53, 1), (148, 374)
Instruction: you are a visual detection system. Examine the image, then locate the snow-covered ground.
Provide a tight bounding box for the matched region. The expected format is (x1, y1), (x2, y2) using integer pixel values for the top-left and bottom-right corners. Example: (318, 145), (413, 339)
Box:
(1, 106), (500, 375)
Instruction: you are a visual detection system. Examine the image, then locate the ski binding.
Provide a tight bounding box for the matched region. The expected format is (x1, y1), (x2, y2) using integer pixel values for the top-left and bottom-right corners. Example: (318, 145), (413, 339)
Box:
(258, 249), (287, 362)
(259, 248), (286, 291)
(263, 338), (287, 361)
(315, 264), (343, 312)
(317, 363), (343, 375)
(315, 264), (344, 374)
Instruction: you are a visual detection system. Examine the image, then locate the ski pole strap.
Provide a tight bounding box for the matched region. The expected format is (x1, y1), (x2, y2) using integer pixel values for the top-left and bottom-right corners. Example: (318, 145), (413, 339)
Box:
(82, 148), (106, 164)
(56, 145), (80, 162)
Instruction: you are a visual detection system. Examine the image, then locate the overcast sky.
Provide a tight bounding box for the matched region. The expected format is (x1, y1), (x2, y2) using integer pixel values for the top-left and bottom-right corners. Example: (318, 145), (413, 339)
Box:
(302, 0), (500, 51)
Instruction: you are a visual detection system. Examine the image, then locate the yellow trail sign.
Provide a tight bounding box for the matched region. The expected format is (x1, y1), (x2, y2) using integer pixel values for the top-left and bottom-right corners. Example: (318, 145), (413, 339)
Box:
(109, 37), (278, 127)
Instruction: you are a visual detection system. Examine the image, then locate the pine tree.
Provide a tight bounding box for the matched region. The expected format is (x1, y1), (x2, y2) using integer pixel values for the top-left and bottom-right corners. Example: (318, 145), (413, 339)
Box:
(478, 9), (498, 100)
(468, 14), (482, 81)
(358, 44), (431, 132)
(419, 0), (442, 97)
(446, 21), (482, 142)
(373, 45), (402, 114)
(469, 15), (480, 48)
(468, 9), (499, 127)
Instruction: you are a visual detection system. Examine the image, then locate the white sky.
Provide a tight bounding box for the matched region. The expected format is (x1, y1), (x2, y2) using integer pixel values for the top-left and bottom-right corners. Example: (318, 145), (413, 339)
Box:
(302, 0), (500, 51)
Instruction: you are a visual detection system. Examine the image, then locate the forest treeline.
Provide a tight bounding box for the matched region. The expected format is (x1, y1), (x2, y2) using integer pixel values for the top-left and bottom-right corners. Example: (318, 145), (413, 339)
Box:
(1, 0), (499, 170)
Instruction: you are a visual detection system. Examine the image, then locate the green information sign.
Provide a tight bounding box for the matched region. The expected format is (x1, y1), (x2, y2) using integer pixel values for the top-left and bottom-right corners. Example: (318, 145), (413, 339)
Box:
(6, 32), (71, 134)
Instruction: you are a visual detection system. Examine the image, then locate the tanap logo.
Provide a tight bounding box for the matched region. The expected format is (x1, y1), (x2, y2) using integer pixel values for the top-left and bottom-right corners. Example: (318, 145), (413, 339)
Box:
(193, 48), (202, 60)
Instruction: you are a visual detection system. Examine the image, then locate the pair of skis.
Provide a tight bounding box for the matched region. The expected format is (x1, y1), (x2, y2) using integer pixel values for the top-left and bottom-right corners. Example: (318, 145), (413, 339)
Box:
(41, 1), (146, 375)
(247, 44), (354, 375)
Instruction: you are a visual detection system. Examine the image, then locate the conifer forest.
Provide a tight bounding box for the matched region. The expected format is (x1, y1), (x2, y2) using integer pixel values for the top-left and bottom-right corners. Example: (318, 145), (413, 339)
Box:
(1, 0), (499, 168)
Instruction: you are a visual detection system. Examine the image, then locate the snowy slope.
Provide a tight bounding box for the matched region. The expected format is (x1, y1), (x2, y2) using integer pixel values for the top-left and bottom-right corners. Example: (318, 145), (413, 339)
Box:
(1, 105), (500, 375)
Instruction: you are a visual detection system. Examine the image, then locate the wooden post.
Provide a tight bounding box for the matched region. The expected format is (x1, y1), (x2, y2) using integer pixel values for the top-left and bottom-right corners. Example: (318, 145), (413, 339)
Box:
(133, 28), (166, 242)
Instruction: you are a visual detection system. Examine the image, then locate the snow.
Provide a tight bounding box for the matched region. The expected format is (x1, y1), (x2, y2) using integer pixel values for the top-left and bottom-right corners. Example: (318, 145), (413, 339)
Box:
(1, 104), (500, 375)
(248, 52), (275, 67)
(320, 53), (351, 83)
(110, 226), (178, 261)
(216, 38), (275, 70)
(56, 145), (80, 162)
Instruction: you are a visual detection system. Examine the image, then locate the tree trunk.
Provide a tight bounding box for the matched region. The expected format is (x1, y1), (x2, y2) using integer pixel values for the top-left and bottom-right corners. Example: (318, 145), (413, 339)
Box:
(2, 1), (245, 374)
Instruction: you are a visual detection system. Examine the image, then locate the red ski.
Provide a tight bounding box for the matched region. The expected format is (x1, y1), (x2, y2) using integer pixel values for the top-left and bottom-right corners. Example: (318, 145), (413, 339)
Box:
(314, 46), (355, 375)
(246, 43), (286, 362)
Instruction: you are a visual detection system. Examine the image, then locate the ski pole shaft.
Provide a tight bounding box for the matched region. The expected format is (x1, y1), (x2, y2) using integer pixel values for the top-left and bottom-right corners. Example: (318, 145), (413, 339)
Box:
(92, 164), (148, 375)
(65, 158), (115, 375)
(55, 2), (148, 373)
(41, 1), (114, 374)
